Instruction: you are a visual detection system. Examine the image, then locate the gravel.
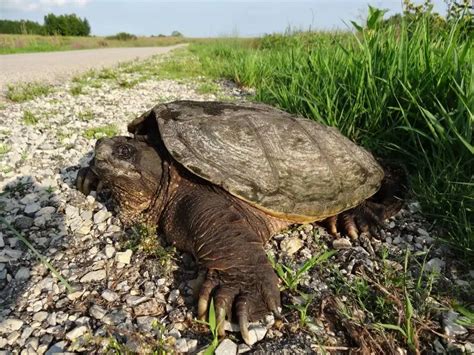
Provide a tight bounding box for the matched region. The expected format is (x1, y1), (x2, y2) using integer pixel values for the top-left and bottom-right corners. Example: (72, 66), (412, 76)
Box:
(0, 45), (187, 94)
(0, 51), (472, 353)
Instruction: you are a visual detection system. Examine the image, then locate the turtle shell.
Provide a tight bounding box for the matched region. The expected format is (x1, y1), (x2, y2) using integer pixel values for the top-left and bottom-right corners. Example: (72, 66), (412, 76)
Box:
(128, 101), (384, 223)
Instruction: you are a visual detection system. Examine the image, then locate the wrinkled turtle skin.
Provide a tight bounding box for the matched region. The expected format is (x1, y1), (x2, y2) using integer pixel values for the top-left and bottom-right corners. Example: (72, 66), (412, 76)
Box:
(76, 100), (406, 345)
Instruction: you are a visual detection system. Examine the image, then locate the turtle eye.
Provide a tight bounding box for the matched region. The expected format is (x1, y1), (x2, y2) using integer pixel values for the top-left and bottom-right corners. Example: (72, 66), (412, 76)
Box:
(115, 144), (134, 160)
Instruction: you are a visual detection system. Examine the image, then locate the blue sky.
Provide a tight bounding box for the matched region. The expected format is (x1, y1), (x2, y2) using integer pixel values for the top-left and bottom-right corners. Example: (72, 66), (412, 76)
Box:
(1, 1), (448, 37)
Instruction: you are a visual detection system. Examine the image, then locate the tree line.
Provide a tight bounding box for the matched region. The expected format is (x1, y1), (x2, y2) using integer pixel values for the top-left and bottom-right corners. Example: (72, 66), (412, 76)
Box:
(0, 14), (90, 36)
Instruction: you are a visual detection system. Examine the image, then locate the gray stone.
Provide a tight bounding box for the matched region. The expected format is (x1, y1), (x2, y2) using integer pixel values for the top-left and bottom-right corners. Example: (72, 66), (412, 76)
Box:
(80, 269), (106, 282)
(45, 341), (67, 355)
(89, 305), (107, 320)
(280, 237), (303, 256)
(65, 325), (88, 340)
(135, 316), (156, 332)
(14, 216), (34, 229)
(15, 267), (31, 280)
(101, 289), (119, 302)
(24, 203), (41, 215)
(115, 249), (132, 264)
(425, 258), (445, 274)
(168, 289), (180, 304)
(333, 238), (352, 250)
(168, 328), (181, 339)
(0, 235), (3, 248)
(36, 206), (56, 216)
(175, 338), (188, 353)
(215, 339), (238, 355)
(443, 311), (468, 337)
(0, 318), (24, 333)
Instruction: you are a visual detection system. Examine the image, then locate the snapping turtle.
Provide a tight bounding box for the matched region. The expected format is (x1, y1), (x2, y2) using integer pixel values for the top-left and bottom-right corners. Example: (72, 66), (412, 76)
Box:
(76, 100), (405, 344)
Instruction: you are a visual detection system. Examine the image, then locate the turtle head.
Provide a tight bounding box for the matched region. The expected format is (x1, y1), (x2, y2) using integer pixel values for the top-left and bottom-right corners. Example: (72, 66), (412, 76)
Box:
(91, 136), (163, 222)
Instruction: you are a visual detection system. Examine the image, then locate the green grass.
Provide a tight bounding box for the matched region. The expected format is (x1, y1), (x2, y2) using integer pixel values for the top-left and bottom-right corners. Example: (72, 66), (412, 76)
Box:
(78, 110), (94, 122)
(22, 110), (39, 125)
(0, 143), (10, 156)
(7, 82), (53, 102)
(83, 124), (119, 139)
(190, 14), (474, 258)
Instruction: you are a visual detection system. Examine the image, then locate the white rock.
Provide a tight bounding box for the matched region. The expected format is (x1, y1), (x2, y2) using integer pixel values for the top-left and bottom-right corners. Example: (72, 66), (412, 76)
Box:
(65, 325), (88, 340)
(238, 344), (251, 353)
(280, 237), (303, 256)
(105, 245), (115, 258)
(115, 249), (132, 264)
(187, 339), (198, 353)
(32, 311), (48, 323)
(94, 210), (111, 224)
(0, 319), (24, 333)
(175, 338), (188, 353)
(80, 269), (106, 282)
(0, 235), (4, 248)
(246, 325), (267, 345)
(215, 338), (238, 355)
(333, 238), (352, 250)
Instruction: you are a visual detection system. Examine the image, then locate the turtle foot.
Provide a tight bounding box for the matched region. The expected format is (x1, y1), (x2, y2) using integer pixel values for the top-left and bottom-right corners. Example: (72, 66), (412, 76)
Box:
(322, 201), (386, 239)
(196, 264), (280, 345)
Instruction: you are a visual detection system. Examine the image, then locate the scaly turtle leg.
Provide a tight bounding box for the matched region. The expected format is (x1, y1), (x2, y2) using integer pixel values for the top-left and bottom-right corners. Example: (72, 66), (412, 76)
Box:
(161, 183), (281, 345)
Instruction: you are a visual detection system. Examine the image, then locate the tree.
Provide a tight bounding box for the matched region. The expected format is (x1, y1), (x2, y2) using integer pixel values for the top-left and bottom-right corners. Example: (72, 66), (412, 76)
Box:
(171, 30), (183, 37)
(44, 13), (91, 36)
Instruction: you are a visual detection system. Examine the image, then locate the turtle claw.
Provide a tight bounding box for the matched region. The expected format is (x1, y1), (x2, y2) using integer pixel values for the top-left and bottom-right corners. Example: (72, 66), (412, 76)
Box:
(76, 166), (99, 195)
(196, 263), (280, 345)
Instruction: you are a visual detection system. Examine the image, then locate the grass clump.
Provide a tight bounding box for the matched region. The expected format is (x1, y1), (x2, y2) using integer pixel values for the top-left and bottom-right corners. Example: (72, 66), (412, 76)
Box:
(22, 110), (39, 125)
(191, 9), (474, 258)
(78, 110), (94, 122)
(83, 124), (118, 139)
(195, 81), (220, 95)
(0, 143), (10, 156)
(7, 82), (53, 102)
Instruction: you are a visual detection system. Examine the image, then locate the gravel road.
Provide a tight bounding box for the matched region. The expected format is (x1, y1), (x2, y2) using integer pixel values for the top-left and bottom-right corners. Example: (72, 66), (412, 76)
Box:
(0, 44), (187, 93)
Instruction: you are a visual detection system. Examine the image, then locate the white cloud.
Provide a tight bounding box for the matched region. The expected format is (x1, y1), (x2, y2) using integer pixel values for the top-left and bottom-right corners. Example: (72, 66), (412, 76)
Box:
(1, 0), (91, 12)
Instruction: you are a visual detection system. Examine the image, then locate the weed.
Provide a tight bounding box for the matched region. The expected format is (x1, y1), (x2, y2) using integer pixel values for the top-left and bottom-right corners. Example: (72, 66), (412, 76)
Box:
(23, 110), (39, 125)
(7, 82), (53, 102)
(83, 124), (118, 139)
(78, 110), (94, 122)
(70, 84), (84, 96)
(270, 250), (336, 292)
(117, 78), (140, 89)
(0, 143), (10, 156)
(0, 103), (6, 110)
(196, 298), (220, 355)
(0, 217), (73, 293)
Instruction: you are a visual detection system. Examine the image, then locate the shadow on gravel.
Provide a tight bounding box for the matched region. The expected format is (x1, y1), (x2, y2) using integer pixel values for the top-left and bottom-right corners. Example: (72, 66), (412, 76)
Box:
(0, 159), (208, 353)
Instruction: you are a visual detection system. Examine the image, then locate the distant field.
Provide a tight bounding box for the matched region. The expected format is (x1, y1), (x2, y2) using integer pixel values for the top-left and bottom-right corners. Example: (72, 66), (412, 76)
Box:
(0, 34), (193, 54)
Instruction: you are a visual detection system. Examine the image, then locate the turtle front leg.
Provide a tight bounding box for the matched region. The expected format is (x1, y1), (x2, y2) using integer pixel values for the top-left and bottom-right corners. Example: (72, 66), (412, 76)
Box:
(161, 185), (280, 345)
